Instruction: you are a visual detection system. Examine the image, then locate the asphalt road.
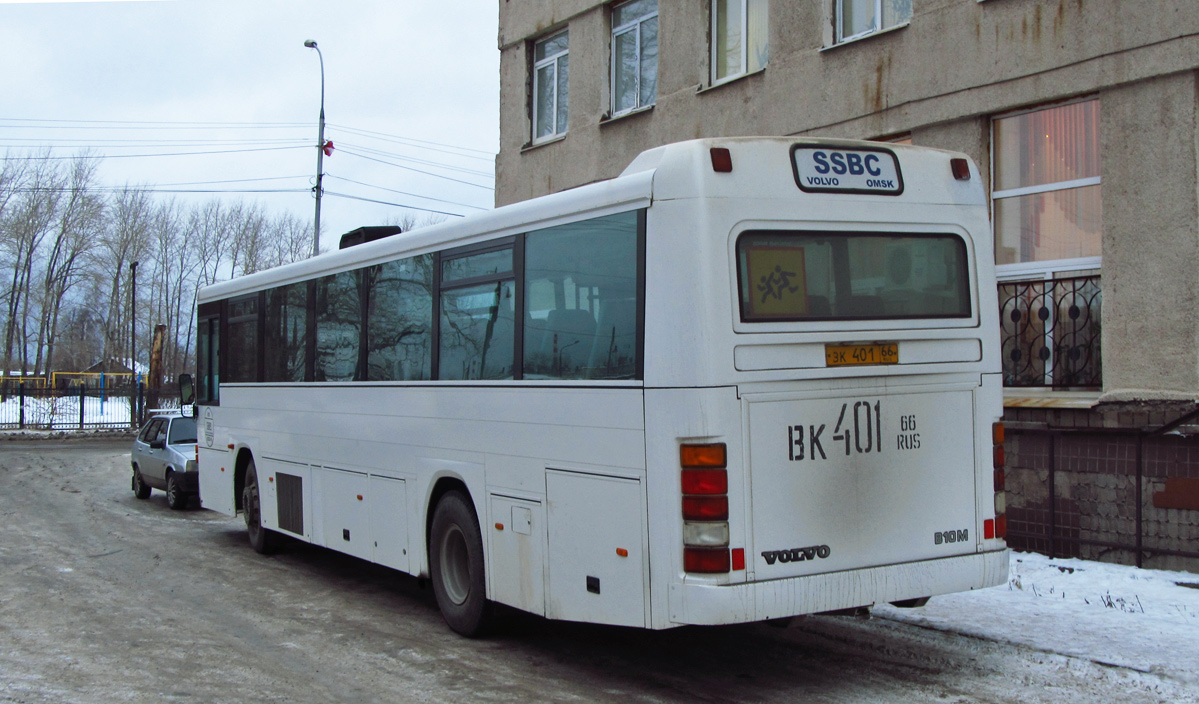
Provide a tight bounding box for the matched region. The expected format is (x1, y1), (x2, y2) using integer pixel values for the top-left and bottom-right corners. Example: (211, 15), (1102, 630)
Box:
(0, 440), (1183, 703)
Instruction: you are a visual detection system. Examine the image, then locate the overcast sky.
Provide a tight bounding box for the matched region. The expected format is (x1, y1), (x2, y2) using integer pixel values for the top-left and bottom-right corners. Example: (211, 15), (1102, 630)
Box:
(0, 0), (500, 251)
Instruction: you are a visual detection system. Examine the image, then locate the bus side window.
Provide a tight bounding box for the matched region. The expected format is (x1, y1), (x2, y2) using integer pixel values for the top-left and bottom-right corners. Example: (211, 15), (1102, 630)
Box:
(523, 211), (639, 380)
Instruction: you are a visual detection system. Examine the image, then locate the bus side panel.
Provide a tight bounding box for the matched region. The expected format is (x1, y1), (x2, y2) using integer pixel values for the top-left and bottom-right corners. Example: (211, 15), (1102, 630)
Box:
(545, 469), (647, 627)
(488, 494), (545, 616)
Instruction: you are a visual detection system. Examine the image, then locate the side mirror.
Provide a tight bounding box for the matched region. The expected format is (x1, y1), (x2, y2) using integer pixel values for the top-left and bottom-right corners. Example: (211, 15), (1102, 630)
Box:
(179, 373), (195, 406)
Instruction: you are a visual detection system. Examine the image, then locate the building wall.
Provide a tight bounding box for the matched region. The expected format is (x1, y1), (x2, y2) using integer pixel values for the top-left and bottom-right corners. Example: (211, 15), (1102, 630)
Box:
(497, 0), (1199, 402)
(497, 0), (1199, 570)
(1100, 73), (1199, 401)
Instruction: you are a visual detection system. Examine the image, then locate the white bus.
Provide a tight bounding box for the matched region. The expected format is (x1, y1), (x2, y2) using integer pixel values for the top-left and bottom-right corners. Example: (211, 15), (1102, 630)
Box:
(194, 138), (1008, 636)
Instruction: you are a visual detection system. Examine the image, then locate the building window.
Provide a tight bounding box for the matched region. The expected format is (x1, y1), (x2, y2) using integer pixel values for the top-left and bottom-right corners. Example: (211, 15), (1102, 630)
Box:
(711, 0), (768, 84)
(992, 100), (1102, 272)
(533, 31), (569, 142)
(837, 0), (911, 44)
(611, 0), (658, 116)
(993, 99), (1103, 389)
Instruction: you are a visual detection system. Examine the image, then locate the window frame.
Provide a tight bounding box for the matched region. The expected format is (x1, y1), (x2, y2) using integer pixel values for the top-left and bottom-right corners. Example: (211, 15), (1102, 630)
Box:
(835, 0), (911, 45)
(610, 0), (659, 117)
(532, 30), (570, 144)
(710, 0), (768, 86)
(990, 98), (1103, 282)
(437, 237), (521, 381)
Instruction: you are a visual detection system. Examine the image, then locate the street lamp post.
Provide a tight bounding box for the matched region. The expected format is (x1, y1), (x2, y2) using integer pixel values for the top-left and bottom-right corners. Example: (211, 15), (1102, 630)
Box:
(304, 39), (325, 258)
(130, 260), (138, 427)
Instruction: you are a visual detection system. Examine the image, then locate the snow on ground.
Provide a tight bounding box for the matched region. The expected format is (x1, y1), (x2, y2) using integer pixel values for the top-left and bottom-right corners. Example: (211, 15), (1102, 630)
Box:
(875, 551), (1199, 688)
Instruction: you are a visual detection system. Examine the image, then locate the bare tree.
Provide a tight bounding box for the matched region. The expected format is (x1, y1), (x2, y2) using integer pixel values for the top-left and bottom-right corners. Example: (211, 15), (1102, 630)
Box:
(264, 210), (315, 268)
(34, 153), (103, 377)
(228, 201), (271, 276)
(385, 212), (448, 233)
(96, 185), (153, 371)
(2, 151), (64, 378)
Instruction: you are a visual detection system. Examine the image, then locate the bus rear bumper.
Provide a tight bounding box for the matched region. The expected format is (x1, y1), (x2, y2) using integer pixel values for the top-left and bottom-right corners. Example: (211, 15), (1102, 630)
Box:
(668, 549), (1009, 626)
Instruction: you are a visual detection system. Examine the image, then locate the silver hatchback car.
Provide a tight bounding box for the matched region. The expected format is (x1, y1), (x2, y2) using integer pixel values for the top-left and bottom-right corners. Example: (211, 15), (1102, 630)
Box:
(130, 413), (198, 509)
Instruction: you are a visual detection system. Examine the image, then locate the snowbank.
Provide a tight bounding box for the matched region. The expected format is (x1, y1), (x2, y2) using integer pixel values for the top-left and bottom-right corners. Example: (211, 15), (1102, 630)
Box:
(875, 551), (1199, 686)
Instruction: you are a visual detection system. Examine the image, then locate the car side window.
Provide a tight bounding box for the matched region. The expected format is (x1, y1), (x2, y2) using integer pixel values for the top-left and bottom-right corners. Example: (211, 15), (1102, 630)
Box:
(139, 419), (161, 443)
(153, 421), (169, 444)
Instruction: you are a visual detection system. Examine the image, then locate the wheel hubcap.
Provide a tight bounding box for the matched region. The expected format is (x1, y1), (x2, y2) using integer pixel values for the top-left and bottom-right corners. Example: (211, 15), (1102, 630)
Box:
(440, 524), (471, 606)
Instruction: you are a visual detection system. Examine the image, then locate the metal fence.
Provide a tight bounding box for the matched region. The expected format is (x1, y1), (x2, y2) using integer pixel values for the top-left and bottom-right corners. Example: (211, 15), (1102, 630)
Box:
(999, 274), (1102, 388)
(0, 383), (181, 431)
(1005, 414), (1199, 571)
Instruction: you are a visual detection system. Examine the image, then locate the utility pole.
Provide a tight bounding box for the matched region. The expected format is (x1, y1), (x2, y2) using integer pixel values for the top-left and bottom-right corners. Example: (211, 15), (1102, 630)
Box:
(130, 260), (138, 427)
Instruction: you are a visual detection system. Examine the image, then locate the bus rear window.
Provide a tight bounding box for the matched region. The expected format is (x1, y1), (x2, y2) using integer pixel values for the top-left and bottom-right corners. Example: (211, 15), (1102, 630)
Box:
(736, 231), (971, 321)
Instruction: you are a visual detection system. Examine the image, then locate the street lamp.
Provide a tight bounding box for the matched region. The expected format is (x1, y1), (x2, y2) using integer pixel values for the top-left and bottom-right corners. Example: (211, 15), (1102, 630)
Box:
(304, 39), (325, 257)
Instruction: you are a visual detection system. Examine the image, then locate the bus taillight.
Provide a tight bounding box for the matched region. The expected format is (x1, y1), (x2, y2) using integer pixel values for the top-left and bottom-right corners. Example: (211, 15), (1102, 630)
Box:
(684, 547), (731, 573)
(681, 442), (732, 573)
(681, 468), (727, 494)
(987, 421), (1007, 540)
(681, 443), (727, 468)
(682, 496), (729, 521)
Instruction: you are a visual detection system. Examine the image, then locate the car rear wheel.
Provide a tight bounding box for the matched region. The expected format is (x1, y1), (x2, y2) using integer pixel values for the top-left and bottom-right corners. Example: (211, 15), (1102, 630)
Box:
(166, 472), (186, 510)
(242, 459), (279, 554)
(429, 490), (490, 637)
(131, 466), (151, 500)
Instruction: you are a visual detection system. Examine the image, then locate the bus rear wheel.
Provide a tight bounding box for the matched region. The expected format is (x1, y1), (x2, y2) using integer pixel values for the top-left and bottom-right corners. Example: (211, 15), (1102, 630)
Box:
(430, 490), (489, 637)
(242, 459), (279, 554)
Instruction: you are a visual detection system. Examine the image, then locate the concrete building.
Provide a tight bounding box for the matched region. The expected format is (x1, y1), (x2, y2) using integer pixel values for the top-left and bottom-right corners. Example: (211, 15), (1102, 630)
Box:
(496, 0), (1199, 570)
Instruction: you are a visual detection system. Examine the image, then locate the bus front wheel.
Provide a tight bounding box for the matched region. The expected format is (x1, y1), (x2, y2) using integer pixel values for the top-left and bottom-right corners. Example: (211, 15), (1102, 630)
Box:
(429, 490), (489, 637)
(242, 459), (279, 554)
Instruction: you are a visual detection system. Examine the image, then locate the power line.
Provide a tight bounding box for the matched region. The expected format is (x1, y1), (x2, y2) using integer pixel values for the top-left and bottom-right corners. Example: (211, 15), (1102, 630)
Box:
(0, 117), (308, 129)
(328, 123), (495, 158)
(3, 145), (307, 160)
(338, 148), (494, 191)
(336, 141), (494, 179)
(325, 172), (488, 211)
(324, 190), (468, 217)
(154, 175), (311, 187)
(8, 185), (309, 195)
(0, 138), (308, 147)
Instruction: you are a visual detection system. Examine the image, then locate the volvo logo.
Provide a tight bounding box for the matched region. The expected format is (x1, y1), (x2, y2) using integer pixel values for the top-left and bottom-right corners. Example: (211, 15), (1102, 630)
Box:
(761, 545), (831, 565)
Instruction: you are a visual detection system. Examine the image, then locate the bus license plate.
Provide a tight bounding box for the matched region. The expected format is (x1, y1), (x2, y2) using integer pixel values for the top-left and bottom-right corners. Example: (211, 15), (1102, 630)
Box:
(825, 343), (898, 367)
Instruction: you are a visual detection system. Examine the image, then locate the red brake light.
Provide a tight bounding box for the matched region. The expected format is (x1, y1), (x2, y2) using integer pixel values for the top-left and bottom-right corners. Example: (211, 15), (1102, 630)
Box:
(994, 467), (1005, 492)
(951, 157), (971, 180)
(683, 496), (729, 521)
(681, 468), (728, 495)
(995, 513), (1007, 539)
(684, 547), (731, 573)
(710, 147), (733, 173)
